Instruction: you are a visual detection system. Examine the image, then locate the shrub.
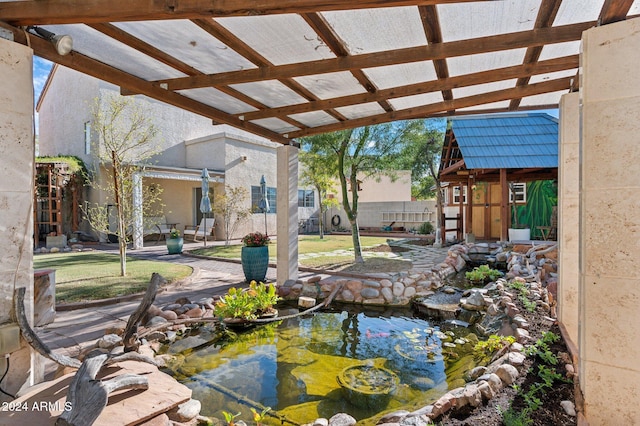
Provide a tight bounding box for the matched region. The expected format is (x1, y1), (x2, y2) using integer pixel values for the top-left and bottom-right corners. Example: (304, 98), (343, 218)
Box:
(418, 221), (434, 235)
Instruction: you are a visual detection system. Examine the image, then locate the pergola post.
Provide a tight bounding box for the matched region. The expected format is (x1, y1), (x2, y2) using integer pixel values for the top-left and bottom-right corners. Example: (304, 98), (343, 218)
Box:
(500, 168), (509, 241)
(132, 172), (143, 250)
(276, 145), (299, 285)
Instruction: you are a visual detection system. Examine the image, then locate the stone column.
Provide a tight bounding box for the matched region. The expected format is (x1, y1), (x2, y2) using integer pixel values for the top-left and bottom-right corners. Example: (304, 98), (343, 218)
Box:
(557, 92), (580, 346)
(579, 18), (640, 425)
(276, 145), (299, 285)
(0, 37), (41, 401)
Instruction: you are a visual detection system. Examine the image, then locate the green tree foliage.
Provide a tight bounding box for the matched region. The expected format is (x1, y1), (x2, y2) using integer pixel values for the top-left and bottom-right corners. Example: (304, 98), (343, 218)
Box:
(212, 185), (252, 246)
(299, 150), (339, 239)
(82, 93), (163, 276)
(389, 119), (445, 200)
(300, 121), (424, 263)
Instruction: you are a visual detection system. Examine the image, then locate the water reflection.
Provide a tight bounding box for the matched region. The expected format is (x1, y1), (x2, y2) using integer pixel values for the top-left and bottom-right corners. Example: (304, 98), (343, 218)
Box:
(162, 304), (478, 425)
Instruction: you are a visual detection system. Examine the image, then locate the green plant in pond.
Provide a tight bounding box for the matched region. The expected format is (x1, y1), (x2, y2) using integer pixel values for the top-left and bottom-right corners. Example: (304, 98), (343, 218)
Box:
(250, 407), (271, 426)
(214, 287), (258, 320)
(214, 282), (281, 320)
(465, 264), (503, 283)
(222, 411), (241, 426)
(246, 281), (281, 314)
(473, 335), (516, 361)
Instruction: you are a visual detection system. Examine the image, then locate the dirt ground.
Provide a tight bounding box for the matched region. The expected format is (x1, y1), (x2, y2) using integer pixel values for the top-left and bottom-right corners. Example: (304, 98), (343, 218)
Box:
(438, 297), (578, 426)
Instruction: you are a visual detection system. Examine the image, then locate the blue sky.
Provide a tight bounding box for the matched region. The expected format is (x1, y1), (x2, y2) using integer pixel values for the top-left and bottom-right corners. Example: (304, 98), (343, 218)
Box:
(33, 56), (53, 103)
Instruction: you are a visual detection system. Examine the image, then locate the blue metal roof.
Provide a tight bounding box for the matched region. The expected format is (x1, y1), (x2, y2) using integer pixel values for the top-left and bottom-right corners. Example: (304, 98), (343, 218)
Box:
(451, 113), (558, 170)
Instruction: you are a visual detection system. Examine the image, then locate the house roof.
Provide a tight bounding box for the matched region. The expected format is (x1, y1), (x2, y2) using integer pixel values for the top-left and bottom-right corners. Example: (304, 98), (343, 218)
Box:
(453, 113), (558, 169)
(439, 112), (559, 183)
(1, 1), (637, 144)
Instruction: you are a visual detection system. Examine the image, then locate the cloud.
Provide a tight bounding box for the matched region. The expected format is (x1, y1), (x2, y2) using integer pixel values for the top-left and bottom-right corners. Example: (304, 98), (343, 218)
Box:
(33, 56), (53, 102)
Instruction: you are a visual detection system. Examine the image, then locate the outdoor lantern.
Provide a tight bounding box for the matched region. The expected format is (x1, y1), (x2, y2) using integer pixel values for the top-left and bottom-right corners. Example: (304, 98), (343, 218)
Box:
(27, 26), (73, 56)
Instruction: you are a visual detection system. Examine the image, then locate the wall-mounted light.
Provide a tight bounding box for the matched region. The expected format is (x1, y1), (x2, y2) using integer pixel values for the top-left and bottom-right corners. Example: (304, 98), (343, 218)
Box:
(27, 26), (73, 56)
(240, 155), (247, 161)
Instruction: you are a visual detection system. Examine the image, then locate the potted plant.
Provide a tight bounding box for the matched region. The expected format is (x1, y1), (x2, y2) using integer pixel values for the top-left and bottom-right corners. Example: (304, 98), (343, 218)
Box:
(508, 182), (530, 242)
(214, 281), (281, 326)
(166, 229), (183, 254)
(240, 232), (270, 283)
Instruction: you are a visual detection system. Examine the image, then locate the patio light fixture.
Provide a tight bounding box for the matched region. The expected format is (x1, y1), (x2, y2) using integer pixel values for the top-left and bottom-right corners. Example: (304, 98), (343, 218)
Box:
(27, 26), (73, 56)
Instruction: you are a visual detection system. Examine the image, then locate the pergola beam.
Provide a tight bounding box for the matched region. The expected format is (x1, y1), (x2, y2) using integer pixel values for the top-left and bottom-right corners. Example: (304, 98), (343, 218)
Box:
(158, 21), (594, 90)
(0, 0), (496, 25)
(239, 55), (578, 121)
(289, 76), (572, 138)
(0, 22), (292, 144)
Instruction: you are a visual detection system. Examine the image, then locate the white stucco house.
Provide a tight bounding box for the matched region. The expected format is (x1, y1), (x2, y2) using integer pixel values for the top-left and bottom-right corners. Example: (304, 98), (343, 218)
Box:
(37, 65), (320, 246)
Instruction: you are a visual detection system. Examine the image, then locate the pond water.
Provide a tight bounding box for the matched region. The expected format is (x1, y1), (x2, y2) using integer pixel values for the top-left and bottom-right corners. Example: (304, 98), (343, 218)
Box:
(161, 305), (481, 425)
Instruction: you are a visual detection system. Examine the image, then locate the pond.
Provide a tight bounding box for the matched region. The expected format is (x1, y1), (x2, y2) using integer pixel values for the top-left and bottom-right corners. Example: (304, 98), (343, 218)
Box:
(160, 304), (483, 425)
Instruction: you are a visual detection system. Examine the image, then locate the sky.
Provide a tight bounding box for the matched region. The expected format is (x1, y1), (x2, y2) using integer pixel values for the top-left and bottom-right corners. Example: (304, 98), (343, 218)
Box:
(33, 56), (53, 103)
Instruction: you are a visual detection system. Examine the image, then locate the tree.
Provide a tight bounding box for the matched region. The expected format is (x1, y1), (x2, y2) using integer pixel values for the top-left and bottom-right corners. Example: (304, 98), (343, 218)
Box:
(82, 93), (163, 276)
(391, 119), (445, 243)
(299, 150), (339, 239)
(212, 185), (252, 245)
(300, 121), (422, 262)
(390, 119), (444, 200)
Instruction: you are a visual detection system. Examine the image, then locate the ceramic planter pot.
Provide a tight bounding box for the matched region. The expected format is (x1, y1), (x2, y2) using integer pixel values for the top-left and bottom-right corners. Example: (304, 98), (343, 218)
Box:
(167, 237), (183, 254)
(241, 245), (269, 282)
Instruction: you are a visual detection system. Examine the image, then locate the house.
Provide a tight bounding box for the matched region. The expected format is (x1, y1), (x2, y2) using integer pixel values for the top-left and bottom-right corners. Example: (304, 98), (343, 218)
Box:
(438, 113), (558, 241)
(37, 65), (318, 246)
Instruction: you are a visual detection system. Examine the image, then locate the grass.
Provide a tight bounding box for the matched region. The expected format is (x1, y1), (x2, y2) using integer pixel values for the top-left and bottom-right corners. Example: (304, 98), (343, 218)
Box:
(191, 235), (396, 259)
(34, 251), (193, 303)
(191, 235), (411, 273)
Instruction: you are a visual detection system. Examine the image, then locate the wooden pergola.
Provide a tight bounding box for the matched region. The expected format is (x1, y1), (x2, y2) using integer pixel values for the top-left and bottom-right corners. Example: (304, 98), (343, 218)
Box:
(0, 1), (636, 146)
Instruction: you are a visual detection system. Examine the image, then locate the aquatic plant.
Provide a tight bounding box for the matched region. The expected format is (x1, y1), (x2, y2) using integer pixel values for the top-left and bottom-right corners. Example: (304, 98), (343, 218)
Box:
(465, 264), (503, 283)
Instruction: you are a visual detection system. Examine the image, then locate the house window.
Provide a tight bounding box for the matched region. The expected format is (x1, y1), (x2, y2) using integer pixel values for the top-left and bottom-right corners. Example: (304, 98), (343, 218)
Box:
(84, 121), (91, 154)
(453, 186), (467, 204)
(509, 183), (527, 203)
(251, 186), (277, 213)
(298, 189), (315, 207)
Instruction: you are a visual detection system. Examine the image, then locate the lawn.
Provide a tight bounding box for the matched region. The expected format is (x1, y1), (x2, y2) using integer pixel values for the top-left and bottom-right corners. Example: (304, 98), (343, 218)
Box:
(34, 251), (193, 303)
(191, 235), (412, 272)
(191, 235), (395, 259)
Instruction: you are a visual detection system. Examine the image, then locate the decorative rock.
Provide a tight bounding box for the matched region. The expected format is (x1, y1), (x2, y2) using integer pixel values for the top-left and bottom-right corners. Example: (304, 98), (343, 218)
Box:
(328, 413), (356, 426)
(168, 398), (201, 422)
(364, 280), (381, 288)
(399, 415), (430, 425)
(380, 279), (393, 287)
(299, 296), (316, 308)
(381, 287), (394, 302)
(495, 364), (519, 385)
(462, 384), (482, 407)
(147, 305), (162, 317)
(98, 334), (122, 349)
(404, 286), (416, 298)
(313, 419), (329, 426)
(560, 400), (576, 416)
(392, 281), (405, 296)
(341, 289), (355, 302)
(361, 287), (380, 299)
(160, 310), (178, 321)
(466, 366), (487, 381)
(477, 381), (495, 400)
(363, 297), (386, 305)
(507, 352), (526, 366)
(514, 327), (530, 343)
(430, 394), (453, 418)
(379, 410), (410, 423)
(346, 280), (363, 292)
(185, 307), (204, 318)
(162, 303), (181, 311)
(146, 316), (168, 327)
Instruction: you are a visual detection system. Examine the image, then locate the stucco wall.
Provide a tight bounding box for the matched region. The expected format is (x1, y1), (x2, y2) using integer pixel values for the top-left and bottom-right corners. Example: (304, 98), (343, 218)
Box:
(579, 18), (640, 425)
(0, 38), (40, 401)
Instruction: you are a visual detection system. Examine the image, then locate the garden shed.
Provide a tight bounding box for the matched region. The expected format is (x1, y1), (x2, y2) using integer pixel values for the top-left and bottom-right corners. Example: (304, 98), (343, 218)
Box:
(438, 113), (558, 241)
